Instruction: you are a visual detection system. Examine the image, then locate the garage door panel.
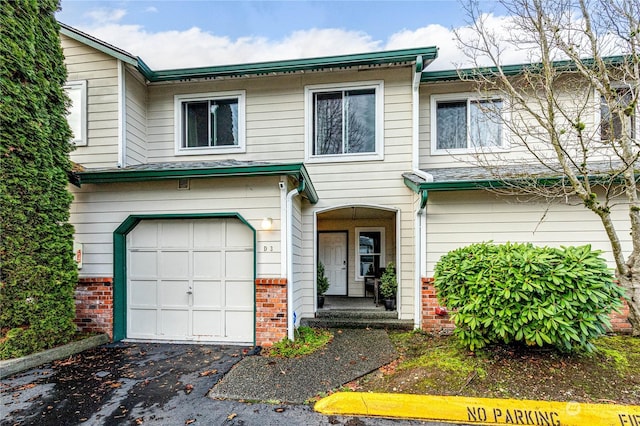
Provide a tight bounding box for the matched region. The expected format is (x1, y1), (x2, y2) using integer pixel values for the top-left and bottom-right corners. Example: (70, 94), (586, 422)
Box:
(193, 251), (222, 278)
(129, 309), (157, 336)
(226, 311), (253, 340)
(130, 280), (157, 306)
(192, 311), (222, 336)
(225, 251), (253, 279)
(226, 221), (253, 246)
(129, 222), (158, 248)
(129, 251), (157, 277)
(159, 280), (190, 306)
(193, 280), (221, 306)
(160, 222), (190, 248)
(160, 310), (189, 337)
(193, 221), (224, 247)
(159, 251), (189, 278)
(225, 281), (254, 307)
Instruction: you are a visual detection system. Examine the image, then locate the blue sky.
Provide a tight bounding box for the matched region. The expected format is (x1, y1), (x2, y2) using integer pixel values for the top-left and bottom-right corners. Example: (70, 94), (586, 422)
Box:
(56, 1), (518, 70)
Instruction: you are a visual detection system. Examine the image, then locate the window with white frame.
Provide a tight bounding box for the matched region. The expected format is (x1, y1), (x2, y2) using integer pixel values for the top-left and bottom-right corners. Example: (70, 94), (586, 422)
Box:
(306, 82), (383, 161)
(175, 91), (245, 154)
(600, 86), (636, 141)
(431, 94), (505, 153)
(65, 81), (87, 146)
(356, 227), (385, 279)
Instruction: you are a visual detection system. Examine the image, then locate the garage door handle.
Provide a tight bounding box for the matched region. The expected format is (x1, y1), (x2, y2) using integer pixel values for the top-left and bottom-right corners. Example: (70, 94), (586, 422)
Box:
(187, 287), (193, 295)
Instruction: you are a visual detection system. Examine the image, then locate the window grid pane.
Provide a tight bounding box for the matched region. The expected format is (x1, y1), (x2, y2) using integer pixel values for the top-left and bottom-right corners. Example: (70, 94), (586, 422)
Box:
(436, 101), (467, 150)
(470, 100), (502, 147)
(183, 98), (239, 148)
(313, 88), (376, 156)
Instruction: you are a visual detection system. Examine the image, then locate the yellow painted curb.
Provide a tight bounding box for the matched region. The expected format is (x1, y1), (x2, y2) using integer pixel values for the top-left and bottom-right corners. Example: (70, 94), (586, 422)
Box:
(314, 392), (640, 426)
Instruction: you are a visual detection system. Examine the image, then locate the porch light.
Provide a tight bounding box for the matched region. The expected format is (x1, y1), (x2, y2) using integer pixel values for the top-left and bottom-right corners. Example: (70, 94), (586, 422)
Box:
(261, 217), (273, 230)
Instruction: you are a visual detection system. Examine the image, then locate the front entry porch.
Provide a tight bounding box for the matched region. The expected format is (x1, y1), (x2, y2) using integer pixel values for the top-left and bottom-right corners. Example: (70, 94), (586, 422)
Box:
(301, 296), (413, 330)
(316, 206), (397, 300)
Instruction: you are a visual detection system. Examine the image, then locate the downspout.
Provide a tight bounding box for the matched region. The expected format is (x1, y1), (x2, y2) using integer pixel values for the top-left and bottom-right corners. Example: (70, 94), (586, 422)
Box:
(412, 56), (433, 329)
(286, 179), (305, 341)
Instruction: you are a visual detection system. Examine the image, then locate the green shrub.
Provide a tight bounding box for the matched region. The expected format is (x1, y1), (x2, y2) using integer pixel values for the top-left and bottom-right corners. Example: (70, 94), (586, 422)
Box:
(317, 262), (330, 295)
(380, 262), (397, 299)
(266, 326), (333, 358)
(1, 0), (78, 359)
(434, 242), (625, 352)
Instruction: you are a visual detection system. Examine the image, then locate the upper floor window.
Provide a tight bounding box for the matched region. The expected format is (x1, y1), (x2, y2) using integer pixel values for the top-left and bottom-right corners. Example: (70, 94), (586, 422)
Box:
(431, 94), (505, 154)
(601, 86), (636, 141)
(306, 81), (384, 162)
(65, 81), (87, 146)
(175, 91), (245, 155)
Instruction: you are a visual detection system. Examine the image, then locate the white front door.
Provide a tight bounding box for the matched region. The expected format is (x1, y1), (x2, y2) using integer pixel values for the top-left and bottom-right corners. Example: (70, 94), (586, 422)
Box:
(319, 232), (347, 296)
(126, 218), (254, 343)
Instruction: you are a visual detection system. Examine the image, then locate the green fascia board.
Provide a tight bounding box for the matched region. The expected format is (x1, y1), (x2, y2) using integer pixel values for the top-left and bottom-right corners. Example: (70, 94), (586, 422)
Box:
(421, 55), (627, 83)
(403, 174), (633, 193)
(144, 46), (438, 82)
(59, 23), (139, 67)
(77, 163), (319, 204)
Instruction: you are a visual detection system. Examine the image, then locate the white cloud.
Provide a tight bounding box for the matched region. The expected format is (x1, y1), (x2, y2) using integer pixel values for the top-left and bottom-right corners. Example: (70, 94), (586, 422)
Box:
(74, 8), (534, 71)
(84, 8), (126, 25)
(145, 6), (158, 13)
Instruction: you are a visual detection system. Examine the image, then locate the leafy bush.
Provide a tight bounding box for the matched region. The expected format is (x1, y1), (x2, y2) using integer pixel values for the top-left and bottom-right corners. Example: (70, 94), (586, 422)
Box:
(434, 242), (625, 352)
(317, 262), (330, 295)
(380, 262), (397, 299)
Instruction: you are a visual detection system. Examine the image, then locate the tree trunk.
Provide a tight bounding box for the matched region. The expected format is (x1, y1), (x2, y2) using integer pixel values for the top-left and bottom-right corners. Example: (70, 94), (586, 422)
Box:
(617, 272), (640, 337)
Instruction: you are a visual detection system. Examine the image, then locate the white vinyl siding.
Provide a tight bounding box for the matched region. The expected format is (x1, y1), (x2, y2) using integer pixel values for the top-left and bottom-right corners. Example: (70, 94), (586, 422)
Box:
(70, 176), (283, 279)
(62, 34), (120, 168)
(425, 190), (633, 275)
(125, 69), (147, 165)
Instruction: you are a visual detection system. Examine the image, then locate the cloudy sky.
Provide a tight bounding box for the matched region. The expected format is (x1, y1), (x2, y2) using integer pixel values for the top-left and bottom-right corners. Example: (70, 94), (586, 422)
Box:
(57, 0), (527, 71)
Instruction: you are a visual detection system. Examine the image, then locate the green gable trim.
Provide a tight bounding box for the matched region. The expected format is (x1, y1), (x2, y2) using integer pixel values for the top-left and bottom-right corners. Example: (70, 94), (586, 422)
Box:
(76, 162), (319, 204)
(144, 46), (438, 82)
(112, 213), (256, 343)
(59, 23), (139, 67)
(421, 55), (627, 83)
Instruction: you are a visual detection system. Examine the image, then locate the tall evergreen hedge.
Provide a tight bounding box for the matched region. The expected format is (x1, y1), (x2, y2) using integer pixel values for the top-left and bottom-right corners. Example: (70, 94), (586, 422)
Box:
(1, 0), (78, 359)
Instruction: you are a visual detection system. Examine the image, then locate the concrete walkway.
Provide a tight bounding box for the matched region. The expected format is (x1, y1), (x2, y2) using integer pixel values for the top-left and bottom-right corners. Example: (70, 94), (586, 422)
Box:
(209, 328), (397, 404)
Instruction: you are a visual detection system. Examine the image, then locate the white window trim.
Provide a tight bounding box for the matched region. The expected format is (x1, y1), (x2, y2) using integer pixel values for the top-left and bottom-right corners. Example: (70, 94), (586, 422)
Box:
(305, 81), (384, 163)
(174, 90), (246, 156)
(595, 85), (638, 141)
(65, 80), (87, 146)
(430, 92), (509, 156)
(355, 226), (385, 281)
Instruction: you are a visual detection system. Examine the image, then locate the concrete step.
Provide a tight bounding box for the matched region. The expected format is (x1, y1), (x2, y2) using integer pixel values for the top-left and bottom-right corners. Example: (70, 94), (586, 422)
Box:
(316, 310), (398, 320)
(301, 317), (414, 330)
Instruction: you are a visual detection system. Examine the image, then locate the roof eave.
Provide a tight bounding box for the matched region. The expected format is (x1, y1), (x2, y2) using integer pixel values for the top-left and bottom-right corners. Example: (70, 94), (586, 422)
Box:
(76, 163), (319, 204)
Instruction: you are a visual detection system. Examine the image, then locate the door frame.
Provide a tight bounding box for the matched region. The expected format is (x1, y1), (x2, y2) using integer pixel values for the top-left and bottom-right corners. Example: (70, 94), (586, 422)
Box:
(113, 213), (256, 343)
(317, 230), (349, 296)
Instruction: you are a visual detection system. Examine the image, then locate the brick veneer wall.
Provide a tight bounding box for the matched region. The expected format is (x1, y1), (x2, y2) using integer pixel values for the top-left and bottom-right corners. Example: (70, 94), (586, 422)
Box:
(421, 277), (632, 334)
(255, 278), (288, 346)
(421, 278), (455, 334)
(75, 277), (113, 338)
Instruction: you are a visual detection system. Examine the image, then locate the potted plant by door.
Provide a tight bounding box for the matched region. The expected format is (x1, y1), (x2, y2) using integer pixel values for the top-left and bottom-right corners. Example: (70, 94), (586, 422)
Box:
(379, 262), (397, 311)
(317, 261), (330, 308)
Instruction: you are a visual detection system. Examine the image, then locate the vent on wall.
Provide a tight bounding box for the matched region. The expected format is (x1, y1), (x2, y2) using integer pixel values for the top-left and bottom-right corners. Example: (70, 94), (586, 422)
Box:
(177, 178), (190, 190)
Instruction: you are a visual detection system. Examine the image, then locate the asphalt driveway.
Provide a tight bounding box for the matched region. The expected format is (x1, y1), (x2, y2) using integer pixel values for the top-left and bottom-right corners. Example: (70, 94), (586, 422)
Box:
(1, 340), (449, 426)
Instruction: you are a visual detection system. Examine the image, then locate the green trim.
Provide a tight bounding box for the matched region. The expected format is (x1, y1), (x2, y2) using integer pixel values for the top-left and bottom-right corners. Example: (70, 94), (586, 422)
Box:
(421, 56), (627, 83)
(59, 23), (138, 67)
(144, 47), (438, 82)
(112, 213), (257, 344)
(420, 190), (429, 209)
(77, 163), (319, 204)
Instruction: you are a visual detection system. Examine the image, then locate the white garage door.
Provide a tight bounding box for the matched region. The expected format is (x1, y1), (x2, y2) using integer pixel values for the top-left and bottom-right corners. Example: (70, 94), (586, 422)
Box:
(126, 218), (254, 343)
